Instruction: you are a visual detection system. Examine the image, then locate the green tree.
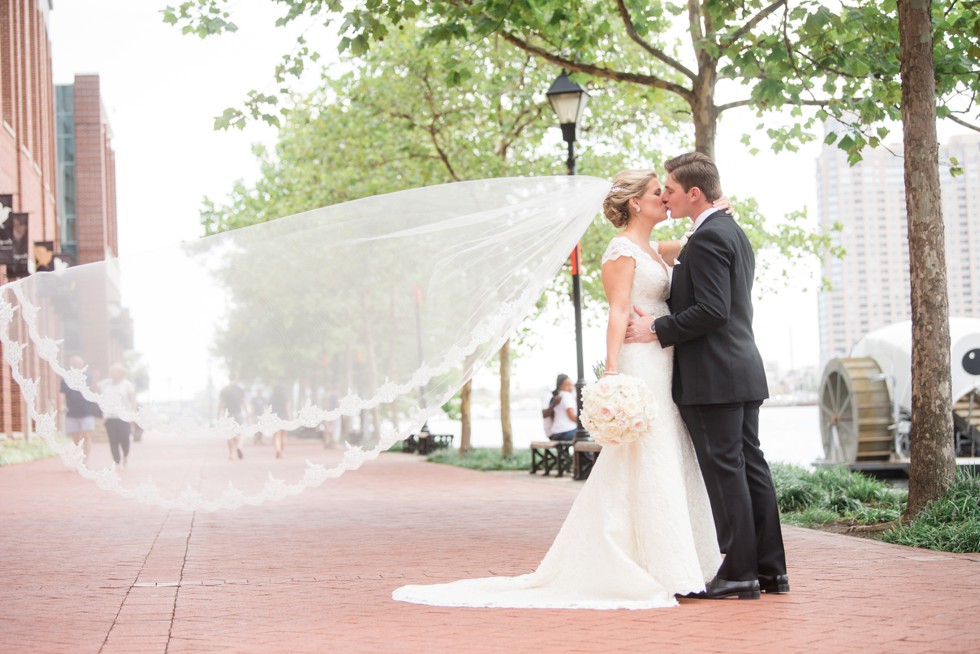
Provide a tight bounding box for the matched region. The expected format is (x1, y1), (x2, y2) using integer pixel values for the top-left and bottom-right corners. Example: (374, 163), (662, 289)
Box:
(170, 3), (848, 450)
(896, 0), (956, 518)
(780, 0), (977, 516)
(198, 26), (670, 450)
(164, 1), (977, 156)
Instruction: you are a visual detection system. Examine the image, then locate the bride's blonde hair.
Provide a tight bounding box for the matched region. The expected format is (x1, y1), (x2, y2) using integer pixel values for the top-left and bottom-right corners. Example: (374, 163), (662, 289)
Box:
(603, 169), (658, 228)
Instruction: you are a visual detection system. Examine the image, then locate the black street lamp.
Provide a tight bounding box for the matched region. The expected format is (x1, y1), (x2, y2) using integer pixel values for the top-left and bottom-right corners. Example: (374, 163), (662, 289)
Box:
(546, 71), (591, 450)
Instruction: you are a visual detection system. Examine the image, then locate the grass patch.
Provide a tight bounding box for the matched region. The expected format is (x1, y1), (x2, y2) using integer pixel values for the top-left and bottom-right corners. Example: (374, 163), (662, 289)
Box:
(773, 463), (979, 553)
(427, 447), (532, 471)
(0, 438), (55, 466)
(879, 472), (980, 553)
(779, 507), (841, 527)
(771, 463), (907, 529)
(385, 439), (406, 453)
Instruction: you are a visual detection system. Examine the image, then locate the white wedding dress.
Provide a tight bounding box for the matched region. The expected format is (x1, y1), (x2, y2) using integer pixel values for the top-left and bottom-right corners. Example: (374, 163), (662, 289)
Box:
(392, 237), (721, 609)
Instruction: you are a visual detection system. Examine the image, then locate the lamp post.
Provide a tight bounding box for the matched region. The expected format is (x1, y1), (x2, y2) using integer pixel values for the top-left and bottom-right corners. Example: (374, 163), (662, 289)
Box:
(546, 71), (590, 447)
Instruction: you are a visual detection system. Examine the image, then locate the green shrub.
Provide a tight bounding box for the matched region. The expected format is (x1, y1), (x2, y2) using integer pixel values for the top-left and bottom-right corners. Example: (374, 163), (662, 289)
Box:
(880, 472), (980, 553)
(826, 492), (862, 514)
(0, 438), (55, 466)
(771, 463), (907, 529)
(812, 466), (888, 504)
(777, 479), (820, 513)
(848, 505), (902, 524)
(427, 447), (532, 471)
(771, 463), (820, 512)
(780, 507), (840, 527)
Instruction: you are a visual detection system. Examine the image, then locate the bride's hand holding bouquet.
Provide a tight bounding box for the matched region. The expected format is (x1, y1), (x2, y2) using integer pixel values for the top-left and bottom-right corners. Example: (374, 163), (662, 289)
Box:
(581, 373), (657, 446)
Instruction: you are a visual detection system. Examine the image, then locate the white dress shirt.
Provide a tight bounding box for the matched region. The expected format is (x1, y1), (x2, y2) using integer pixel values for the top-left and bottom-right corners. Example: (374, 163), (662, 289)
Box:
(691, 206), (718, 234)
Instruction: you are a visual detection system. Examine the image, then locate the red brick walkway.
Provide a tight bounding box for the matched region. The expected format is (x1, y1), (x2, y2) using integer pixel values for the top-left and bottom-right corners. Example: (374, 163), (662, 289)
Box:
(1, 447), (978, 653)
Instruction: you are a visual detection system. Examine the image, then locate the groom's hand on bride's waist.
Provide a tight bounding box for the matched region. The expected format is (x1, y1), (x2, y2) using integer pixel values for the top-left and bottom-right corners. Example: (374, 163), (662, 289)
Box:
(625, 306), (658, 344)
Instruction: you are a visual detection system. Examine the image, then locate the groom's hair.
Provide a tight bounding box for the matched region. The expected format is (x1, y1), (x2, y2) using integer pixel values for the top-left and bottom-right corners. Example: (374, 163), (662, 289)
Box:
(664, 152), (721, 202)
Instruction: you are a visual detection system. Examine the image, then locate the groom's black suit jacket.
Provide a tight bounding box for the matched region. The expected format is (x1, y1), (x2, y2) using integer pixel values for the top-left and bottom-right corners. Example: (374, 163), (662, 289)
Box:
(653, 211), (768, 406)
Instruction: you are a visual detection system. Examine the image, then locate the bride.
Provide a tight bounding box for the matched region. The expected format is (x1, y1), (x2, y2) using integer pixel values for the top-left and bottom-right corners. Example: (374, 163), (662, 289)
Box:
(392, 170), (732, 609)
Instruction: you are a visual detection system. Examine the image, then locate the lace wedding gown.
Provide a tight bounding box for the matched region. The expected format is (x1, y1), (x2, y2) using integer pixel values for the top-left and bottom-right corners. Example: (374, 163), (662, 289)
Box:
(392, 237), (720, 609)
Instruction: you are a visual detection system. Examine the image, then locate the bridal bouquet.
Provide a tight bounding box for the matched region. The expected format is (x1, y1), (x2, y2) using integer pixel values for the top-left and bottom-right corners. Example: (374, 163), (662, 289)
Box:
(580, 374), (657, 446)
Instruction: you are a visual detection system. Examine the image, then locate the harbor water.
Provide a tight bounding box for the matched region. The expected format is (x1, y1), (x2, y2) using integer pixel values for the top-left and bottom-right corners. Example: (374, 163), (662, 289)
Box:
(426, 404), (824, 469)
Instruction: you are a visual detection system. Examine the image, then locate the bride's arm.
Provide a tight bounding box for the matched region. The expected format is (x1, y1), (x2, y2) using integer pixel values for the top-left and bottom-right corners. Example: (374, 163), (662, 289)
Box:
(658, 240), (683, 264)
(601, 257), (635, 375)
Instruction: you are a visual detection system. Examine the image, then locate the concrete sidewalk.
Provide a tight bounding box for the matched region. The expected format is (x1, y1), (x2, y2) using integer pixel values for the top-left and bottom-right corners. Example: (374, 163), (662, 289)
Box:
(1, 446), (978, 653)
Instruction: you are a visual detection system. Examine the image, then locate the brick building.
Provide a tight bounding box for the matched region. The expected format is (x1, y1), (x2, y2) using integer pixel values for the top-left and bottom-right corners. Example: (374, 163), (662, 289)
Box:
(0, 0), (58, 437)
(55, 73), (127, 380)
(56, 74), (118, 264)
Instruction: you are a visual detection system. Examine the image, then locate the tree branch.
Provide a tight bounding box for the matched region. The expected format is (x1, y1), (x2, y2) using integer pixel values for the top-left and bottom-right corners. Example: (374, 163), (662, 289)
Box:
(946, 114), (980, 132)
(687, 0), (703, 45)
(723, 0), (787, 52)
(615, 0), (697, 81)
(498, 30), (694, 103)
(716, 98), (830, 113)
(419, 75), (462, 181)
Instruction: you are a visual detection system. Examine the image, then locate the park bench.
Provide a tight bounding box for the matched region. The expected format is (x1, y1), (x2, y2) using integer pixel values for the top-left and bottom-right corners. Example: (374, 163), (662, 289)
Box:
(529, 441), (573, 477)
(416, 432), (454, 455)
(573, 441), (602, 480)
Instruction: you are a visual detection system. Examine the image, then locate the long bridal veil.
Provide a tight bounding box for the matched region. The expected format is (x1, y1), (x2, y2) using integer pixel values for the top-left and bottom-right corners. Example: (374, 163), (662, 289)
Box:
(1, 176), (609, 510)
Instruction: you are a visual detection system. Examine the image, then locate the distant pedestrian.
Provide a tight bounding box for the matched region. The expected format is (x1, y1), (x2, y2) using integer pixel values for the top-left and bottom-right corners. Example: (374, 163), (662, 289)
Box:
(98, 364), (137, 470)
(250, 384), (267, 445)
(218, 373), (248, 460)
(270, 384), (292, 459)
(59, 355), (100, 464)
(544, 374), (577, 442)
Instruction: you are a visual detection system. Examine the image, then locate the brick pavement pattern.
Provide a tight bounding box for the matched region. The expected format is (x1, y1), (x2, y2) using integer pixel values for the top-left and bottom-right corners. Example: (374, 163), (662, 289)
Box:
(1, 442), (979, 654)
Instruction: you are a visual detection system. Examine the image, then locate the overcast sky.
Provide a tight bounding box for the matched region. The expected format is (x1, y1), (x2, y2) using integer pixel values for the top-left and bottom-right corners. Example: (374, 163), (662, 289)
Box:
(48, 2), (972, 392)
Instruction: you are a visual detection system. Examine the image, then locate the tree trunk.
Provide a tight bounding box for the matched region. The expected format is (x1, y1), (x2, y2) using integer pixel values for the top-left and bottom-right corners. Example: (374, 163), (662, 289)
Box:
(899, 0), (956, 519)
(691, 68), (717, 158)
(499, 339), (513, 458)
(340, 349), (352, 441)
(460, 379), (473, 455)
(691, 100), (717, 158)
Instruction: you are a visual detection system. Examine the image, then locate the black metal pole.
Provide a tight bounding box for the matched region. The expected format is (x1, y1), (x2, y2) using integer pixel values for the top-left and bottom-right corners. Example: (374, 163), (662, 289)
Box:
(414, 287), (429, 433)
(565, 137), (589, 445)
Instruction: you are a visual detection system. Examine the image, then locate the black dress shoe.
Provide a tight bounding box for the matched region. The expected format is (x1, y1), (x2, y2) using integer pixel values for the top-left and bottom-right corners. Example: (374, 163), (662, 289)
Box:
(689, 577), (760, 600)
(759, 574), (790, 594)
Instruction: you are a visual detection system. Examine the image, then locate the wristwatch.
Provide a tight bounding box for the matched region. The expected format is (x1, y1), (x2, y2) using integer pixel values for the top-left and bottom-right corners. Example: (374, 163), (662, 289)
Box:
(650, 321), (657, 334)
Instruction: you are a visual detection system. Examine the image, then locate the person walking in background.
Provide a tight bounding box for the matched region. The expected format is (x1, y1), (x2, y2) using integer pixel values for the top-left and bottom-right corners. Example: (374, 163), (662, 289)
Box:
(218, 373), (248, 460)
(59, 355), (100, 464)
(270, 384), (291, 459)
(98, 364), (137, 471)
(249, 383), (267, 445)
(546, 374), (578, 442)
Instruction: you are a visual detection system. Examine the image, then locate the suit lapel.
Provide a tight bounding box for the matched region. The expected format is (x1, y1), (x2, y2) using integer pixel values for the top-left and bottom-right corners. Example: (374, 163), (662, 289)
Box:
(676, 210), (727, 262)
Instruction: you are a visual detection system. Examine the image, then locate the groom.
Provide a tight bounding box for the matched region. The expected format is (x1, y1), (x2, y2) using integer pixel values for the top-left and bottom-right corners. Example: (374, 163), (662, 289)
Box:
(625, 152), (788, 600)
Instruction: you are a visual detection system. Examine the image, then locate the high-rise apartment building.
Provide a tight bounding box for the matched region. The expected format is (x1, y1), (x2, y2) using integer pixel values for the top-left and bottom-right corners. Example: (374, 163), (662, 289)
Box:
(817, 132), (980, 365)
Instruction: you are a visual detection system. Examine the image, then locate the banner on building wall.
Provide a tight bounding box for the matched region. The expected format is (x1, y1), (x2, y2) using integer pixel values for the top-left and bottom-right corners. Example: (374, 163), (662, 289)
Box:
(0, 195), (29, 277)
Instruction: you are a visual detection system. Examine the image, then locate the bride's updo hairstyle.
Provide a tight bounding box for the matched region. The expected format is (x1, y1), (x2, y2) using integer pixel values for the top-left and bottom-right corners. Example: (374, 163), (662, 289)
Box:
(603, 169), (658, 228)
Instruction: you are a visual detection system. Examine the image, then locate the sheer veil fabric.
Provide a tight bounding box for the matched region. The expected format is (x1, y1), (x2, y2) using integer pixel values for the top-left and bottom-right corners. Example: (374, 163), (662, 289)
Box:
(1, 176), (610, 510)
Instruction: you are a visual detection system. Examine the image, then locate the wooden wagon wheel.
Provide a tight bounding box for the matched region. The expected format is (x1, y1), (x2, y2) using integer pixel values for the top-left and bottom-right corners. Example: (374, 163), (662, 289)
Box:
(819, 358), (893, 463)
